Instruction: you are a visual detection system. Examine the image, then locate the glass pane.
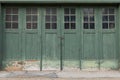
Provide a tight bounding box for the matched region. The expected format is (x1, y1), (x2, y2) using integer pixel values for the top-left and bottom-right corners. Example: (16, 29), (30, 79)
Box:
(109, 8), (115, 14)
(46, 16), (50, 22)
(5, 22), (11, 28)
(109, 23), (115, 29)
(27, 23), (31, 29)
(52, 16), (57, 22)
(84, 16), (88, 22)
(90, 16), (94, 21)
(46, 23), (50, 29)
(90, 23), (95, 29)
(71, 8), (75, 14)
(6, 8), (11, 14)
(65, 23), (69, 29)
(71, 23), (76, 29)
(31, 8), (37, 14)
(102, 16), (108, 21)
(26, 8), (31, 14)
(71, 16), (75, 21)
(83, 8), (89, 14)
(103, 23), (108, 29)
(52, 23), (57, 29)
(102, 8), (108, 14)
(26, 15), (31, 22)
(32, 16), (37, 21)
(51, 8), (57, 14)
(109, 15), (114, 21)
(12, 23), (18, 29)
(64, 8), (69, 14)
(65, 16), (69, 22)
(46, 8), (51, 14)
(32, 23), (37, 29)
(89, 8), (94, 14)
(6, 15), (11, 21)
(84, 23), (88, 29)
(13, 8), (18, 14)
(12, 15), (18, 21)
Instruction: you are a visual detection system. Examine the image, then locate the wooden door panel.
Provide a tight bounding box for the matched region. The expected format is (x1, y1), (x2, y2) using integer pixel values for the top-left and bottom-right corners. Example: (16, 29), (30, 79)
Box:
(4, 33), (21, 60)
(63, 33), (79, 70)
(25, 33), (39, 60)
(42, 33), (60, 70)
(42, 7), (61, 70)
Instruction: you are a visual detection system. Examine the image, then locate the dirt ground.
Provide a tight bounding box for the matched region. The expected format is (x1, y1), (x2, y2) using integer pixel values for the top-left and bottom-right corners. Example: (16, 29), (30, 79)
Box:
(0, 77), (120, 80)
(0, 71), (120, 80)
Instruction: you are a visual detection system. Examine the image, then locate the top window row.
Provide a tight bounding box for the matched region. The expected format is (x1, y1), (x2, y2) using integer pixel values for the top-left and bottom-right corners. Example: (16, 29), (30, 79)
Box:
(5, 7), (116, 30)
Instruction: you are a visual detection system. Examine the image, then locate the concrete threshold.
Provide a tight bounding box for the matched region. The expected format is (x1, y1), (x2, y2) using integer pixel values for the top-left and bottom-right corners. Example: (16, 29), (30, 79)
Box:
(0, 71), (120, 78)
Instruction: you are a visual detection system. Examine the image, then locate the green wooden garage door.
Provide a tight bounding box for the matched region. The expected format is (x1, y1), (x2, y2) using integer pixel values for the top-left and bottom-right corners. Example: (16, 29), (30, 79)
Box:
(3, 6), (119, 70)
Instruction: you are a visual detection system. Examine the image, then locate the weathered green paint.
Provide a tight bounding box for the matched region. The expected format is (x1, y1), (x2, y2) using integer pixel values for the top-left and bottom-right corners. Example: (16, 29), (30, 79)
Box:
(0, 3), (2, 69)
(42, 7), (61, 70)
(61, 7), (80, 70)
(1, 5), (120, 71)
(118, 4), (120, 69)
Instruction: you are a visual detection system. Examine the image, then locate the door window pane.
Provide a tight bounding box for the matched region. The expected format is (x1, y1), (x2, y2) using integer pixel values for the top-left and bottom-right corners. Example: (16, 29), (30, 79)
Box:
(103, 23), (108, 29)
(26, 8), (38, 29)
(84, 23), (89, 29)
(6, 15), (11, 21)
(90, 23), (95, 29)
(12, 15), (18, 21)
(71, 23), (76, 29)
(64, 8), (76, 29)
(45, 23), (50, 29)
(109, 23), (115, 29)
(45, 8), (57, 29)
(83, 8), (95, 29)
(5, 8), (18, 29)
(52, 23), (57, 29)
(109, 15), (114, 21)
(102, 8), (115, 29)
(65, 23), (69, 29)
(12, 23), (18, 29)
(52, 16), (57, 22)
(5, 22), (11, 29)
(102, 16), (108, 21)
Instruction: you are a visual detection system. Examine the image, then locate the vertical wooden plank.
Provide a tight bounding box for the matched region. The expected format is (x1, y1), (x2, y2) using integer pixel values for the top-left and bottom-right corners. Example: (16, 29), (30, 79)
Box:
(80, 7), (84, 70)
(19, 7), (22, 62)
(95, 7), (101, 70)
(38, 7), (42, 71)
(0, 3), (2, 69)
(40, 7), (44, 71)
(21, 8), (26, 61)
(116, 6), (119, 69)
(42, 7), (60, 70)
(77, 7), (81, 70)
(62, 7), (79, 71)
(57, 7), (62, 70)
(118, 4), (120, 69)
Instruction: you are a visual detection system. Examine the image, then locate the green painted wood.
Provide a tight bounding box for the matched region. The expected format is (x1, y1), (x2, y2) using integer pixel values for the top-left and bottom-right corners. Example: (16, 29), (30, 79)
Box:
(0, 3), (2, 69)
(81, 8), (99, 70)
(78, 7), (82, 70)
(38, 7), (42, 71)
(22, 8), (40, 61)
(99, 7), (118, 70)
(118, 4), (120, 68)
(61, 7), (80, 70)
(3, 7), (22, 61)
(0, 0), (120, 3)
(42, 7), (61, 70)
(2, 5), (120, 71)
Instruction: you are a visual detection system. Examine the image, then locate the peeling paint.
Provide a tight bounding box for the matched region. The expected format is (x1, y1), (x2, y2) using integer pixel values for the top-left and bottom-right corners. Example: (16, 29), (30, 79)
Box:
(3, 60), (40, 71)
